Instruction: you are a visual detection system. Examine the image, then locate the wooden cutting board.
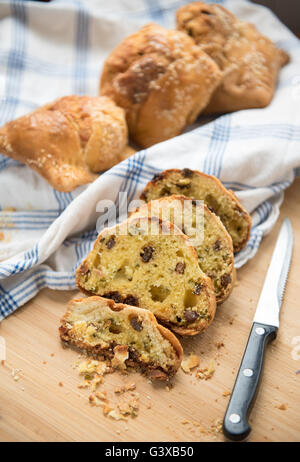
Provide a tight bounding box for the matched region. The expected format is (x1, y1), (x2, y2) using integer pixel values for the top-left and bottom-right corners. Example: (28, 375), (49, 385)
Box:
(0, 179), (299, 442)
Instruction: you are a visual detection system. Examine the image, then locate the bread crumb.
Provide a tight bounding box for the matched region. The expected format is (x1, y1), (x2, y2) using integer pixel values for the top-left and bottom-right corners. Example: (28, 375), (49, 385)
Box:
(95, 391), (107, 401)
(192, 421), (200, 428)
(103, 405), (113, 416)
(222, 390), (231, 397)
(118, 401), (131, 416)
(181, 354), (200, 373)
(108, 409), (127, 421)
(58, 382), (63, 387)
(181, 419), (189, 425)
(275, 403), (287, 411)
(128, 397), (139, 417)
(77, 381), (90, 389)
(11, 368), (22, 382)
(111, 345), (129, 370)
(0, 232), (4, 241)
(125, 382), (136, 391)
(114, 386), (126, 394)
(211, 418), (222, 435)
(216, 342), (224, 349)
(196, 360), (215, 380)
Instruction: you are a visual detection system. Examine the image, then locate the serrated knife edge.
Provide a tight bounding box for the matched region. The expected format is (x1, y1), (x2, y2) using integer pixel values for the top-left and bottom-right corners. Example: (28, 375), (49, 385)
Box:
(253, 218), (293, 327)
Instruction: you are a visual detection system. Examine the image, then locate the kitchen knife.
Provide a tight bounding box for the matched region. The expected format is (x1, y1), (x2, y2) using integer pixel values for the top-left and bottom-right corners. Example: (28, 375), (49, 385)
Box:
(223, 218), (293, 442)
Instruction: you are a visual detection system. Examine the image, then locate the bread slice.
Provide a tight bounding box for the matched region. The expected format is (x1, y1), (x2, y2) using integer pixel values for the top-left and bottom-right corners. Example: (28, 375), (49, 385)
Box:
(140, 169), (251, 253)
(131, 195), (234, 304)
(76, 216), (216, 336)
(59, 296), (183, 380)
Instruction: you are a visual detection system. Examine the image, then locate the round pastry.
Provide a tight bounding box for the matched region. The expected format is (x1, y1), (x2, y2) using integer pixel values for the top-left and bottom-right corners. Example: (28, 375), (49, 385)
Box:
(0, 95), (128, 192)
(176, 2), (289, 113)
(100, 23), (222, 148)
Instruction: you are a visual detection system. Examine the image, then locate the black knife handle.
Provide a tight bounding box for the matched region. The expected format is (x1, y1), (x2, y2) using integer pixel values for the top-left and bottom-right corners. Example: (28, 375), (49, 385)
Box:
(223, 322), (278, 442)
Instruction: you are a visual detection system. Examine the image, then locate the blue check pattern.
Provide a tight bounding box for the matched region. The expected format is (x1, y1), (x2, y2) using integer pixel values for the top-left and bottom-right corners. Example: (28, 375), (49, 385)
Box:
(0, 0), (299, 319)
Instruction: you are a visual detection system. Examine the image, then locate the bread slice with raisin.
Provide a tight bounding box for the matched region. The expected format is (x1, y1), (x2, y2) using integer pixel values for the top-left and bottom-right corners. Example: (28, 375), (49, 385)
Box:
(140, 169), (251, 253)
(76, 216), (216, 336)
(131, 195), (234, 304)
(59, 296), (183, 380)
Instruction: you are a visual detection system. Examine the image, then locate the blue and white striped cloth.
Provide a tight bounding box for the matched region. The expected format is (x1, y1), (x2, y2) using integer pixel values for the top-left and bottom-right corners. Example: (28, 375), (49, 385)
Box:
(0, 0), (299, 320)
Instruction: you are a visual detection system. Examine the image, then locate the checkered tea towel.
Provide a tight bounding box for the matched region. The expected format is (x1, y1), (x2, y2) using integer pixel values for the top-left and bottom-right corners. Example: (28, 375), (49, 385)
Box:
(0, 0), (299, 319)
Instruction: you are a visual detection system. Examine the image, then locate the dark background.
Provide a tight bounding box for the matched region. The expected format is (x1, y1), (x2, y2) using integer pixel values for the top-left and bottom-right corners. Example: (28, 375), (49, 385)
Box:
(253, 0), (300, 35)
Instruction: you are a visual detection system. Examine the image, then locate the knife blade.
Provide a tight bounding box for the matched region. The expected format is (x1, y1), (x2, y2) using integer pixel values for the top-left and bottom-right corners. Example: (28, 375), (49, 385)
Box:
(223, 218), (293, 442)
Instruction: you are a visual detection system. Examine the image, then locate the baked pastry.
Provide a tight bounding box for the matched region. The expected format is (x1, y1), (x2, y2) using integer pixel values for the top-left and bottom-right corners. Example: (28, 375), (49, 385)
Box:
(59, 296), (183, 380)
(0, 95), (128, 192)
(100, 23), (222, 148)
(76, 216), (216, 336)
(176, 2), (289, 113)
(131, 195), (234, 304)
(139, 169), (251, 253)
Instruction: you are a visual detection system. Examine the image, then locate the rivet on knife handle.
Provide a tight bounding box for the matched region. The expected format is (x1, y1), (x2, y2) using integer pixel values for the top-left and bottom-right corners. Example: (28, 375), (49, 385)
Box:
(223, 322), (277, 441)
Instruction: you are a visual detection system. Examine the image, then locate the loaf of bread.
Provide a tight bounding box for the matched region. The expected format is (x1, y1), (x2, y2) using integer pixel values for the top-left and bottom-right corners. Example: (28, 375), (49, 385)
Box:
(131, 195), (234, 304)
(100, 23), (222, 148)
(0, 95), (128, 192)
(176, 2), (289, 113)
(139, 169), (251, 253)
(76, 216), (216, 336)
(59, 296), (183, 380)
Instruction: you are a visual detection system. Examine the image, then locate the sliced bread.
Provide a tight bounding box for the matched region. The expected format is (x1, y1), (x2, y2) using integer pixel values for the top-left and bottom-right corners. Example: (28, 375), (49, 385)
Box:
(131, 195), (234, 304)
(140, 169), (251, 252)
(59, 296), (183, 380)
(76, 216), (216, 336)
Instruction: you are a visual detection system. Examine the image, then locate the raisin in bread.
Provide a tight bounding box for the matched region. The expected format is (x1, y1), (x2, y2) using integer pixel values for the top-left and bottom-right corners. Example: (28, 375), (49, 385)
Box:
(131, 195), (234, 304)
(59, 296), (183, 380)
(76, 216), (216, 336)
(140, 169), (251, 253)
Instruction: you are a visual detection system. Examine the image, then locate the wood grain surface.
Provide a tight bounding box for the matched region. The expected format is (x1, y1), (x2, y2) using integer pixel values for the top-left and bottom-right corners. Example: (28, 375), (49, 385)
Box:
(0, 179), (299, 442)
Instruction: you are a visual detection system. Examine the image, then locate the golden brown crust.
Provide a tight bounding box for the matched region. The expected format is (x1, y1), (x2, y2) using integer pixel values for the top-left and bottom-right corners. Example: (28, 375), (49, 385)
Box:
(176, 2), (289, 113)
(140, 169), (252, 253)
(59, 295), (183, 379)
(76, 216), (216, 336)
(100, 23), (222, 148)
(0, 95), (128, 192)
